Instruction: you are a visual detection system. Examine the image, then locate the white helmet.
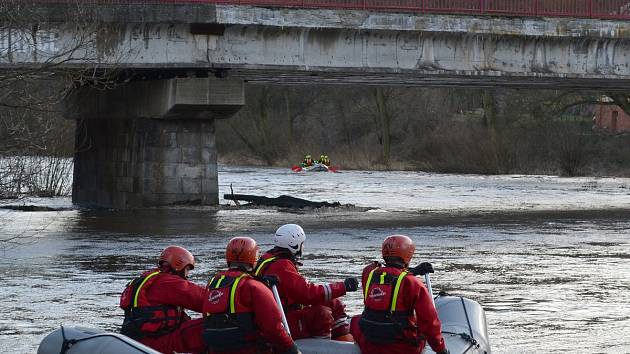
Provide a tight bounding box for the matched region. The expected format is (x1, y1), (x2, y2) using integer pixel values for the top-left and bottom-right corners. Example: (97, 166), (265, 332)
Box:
(274, 224), (306, 256)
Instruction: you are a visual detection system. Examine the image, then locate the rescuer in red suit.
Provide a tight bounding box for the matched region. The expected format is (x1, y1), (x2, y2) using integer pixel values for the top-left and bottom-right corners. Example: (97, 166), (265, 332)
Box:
(349, 235), (449, 354)
(120, 245), (207, 354)
(254, 224), (359, 341)
(203, 236), (301, 354)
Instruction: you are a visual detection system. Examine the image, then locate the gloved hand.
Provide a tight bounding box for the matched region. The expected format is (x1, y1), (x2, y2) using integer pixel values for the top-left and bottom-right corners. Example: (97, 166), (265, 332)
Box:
(410, 262), (434, 276)
(344, 277), (359, 292)
(437, 348), (450, 354)
(259, 275), (280, 288)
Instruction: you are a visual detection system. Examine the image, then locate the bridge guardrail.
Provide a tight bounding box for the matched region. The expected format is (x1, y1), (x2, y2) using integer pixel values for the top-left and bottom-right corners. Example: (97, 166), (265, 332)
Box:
(31, 0), (630, 20)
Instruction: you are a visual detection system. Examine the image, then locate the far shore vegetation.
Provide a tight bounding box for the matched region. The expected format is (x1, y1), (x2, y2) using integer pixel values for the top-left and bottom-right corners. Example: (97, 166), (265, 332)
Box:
(3, 82), (630, 200)
(217, 85), (630, 177)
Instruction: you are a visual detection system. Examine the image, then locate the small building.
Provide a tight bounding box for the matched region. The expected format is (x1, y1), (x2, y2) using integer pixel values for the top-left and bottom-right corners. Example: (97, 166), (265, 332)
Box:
(593, 97), (630, 134)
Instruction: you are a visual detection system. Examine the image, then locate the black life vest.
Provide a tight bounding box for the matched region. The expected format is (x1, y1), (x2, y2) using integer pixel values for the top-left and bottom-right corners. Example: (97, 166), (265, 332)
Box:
(203, 272), (259, 351)
(119, 270), (183, 339)
(359, 269), (416, 345)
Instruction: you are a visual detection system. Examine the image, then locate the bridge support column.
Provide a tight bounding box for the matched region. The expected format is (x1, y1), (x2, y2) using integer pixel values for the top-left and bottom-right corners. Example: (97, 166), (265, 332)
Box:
(66, 78), (244, 209)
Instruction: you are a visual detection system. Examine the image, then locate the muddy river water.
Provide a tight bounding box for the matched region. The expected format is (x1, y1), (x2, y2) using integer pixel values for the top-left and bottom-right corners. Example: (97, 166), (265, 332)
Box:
(1, 166), (630, 353)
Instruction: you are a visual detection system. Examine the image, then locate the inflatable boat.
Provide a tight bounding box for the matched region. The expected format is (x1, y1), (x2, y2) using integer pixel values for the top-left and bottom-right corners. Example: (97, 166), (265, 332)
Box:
(38, 294), (490, 354)
(291, 163), (339, 173)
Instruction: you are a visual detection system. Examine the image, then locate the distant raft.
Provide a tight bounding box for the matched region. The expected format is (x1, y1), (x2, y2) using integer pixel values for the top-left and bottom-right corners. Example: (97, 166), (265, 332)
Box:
(292, 163), (340, 173)
(38, 295), (490, 354)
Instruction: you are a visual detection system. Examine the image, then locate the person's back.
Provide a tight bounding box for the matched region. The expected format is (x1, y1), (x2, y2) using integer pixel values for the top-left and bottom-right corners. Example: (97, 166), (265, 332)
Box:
(120, 246), (207, 354)
(254, 224), (358, 341)
(203, 237), (300, 354)
(256, 248), (344, 310)
(350, 235), (448, 354)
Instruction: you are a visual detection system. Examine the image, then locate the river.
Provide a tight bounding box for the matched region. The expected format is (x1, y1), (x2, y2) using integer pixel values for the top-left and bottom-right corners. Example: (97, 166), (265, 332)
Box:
(1, 166), (629, 353)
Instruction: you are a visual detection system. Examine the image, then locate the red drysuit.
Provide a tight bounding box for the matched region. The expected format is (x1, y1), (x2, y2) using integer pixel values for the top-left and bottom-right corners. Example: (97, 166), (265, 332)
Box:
(203, 269), (298, 354)
(255, 250), (350, 339)
(350, 262), (446, 354)
(120, 269), (207, 354)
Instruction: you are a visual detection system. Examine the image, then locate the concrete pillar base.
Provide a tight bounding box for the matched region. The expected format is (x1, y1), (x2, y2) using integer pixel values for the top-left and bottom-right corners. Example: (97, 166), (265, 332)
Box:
(67, 78), (243, 209)
(72, 118), (218, 209)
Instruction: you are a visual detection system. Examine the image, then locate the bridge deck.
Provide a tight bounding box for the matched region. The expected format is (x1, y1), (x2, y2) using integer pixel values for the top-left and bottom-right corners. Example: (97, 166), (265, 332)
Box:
(5, 3), (630, 89)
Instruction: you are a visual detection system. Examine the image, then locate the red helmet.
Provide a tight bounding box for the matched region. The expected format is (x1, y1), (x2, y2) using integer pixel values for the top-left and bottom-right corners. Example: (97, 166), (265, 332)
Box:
(382, 235), (415, 266)
(159, 246), (195, 272)
(226, 237), (259, 268)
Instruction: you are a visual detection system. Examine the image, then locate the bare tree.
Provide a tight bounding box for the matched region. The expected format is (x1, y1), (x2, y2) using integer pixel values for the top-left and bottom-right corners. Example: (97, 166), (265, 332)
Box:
(0, 1), (122, 205)
(607, 93), (630, 115)
(226, 86), (280, 164)
(0, 0), (120, 107)
(284, 86), (321, 150)
(0, 0), (119, 195)
(352, 87), (407, 168)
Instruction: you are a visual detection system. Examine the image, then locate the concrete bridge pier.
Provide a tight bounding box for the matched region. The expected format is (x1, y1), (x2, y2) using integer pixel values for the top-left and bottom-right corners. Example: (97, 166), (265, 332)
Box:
(65, 78), (244, 209)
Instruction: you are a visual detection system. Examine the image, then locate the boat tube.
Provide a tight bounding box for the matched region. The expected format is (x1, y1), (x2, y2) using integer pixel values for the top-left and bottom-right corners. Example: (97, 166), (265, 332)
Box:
(303, 163), (330, 172)
(37, 326), (161, 354)
(425, 294), (491, 354)
(39, 295), (490, 354)
(292, 163), (339, 173)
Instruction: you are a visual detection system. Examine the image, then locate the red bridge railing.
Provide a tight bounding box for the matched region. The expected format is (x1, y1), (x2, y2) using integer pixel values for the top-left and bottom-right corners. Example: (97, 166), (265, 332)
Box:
(38, 0), (630, 20)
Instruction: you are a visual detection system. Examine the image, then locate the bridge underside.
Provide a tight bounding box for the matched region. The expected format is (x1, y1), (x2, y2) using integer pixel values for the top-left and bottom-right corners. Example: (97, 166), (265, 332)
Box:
(4, 66), (629, 91)
(222, 69), (630, 90)
(31, 66), (627, 91)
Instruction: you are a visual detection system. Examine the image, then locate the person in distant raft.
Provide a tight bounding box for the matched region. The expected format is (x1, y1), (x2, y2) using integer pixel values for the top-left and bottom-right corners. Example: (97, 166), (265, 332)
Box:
(203, 236), (301, 354)
(254, 224), (359, 341)
(120, 246), (207, 354)
(350, 235), (449, 354)
(321, 155), (331, 166)
(301, 155), (314, 167)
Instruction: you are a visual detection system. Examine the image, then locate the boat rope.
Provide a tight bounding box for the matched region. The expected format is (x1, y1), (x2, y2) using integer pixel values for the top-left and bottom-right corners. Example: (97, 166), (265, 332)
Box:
(441, 330), (479, 353)
(59, 325), (155, 354)
(461, 296), (474, 341)
(440, 297), (481, 354)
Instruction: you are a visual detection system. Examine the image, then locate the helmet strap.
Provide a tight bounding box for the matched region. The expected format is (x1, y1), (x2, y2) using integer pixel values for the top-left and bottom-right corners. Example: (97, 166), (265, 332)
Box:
(272, 247), (293, 257)
(294, 250), (303, 266)
(160, 263), (188, 279)
(229, 262), (253, 273)
(384, 257), (406, 269)
(272, 247), (303, 266)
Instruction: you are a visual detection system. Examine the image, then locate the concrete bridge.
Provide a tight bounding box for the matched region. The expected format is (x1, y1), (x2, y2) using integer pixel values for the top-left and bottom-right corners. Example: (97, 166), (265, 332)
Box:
(3, 2), (630, 208)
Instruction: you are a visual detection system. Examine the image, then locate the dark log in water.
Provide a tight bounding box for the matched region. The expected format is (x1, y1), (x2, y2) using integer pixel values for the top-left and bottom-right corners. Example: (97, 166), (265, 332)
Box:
(224, 194), (341, 209)
(0, 205), (69, 211)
